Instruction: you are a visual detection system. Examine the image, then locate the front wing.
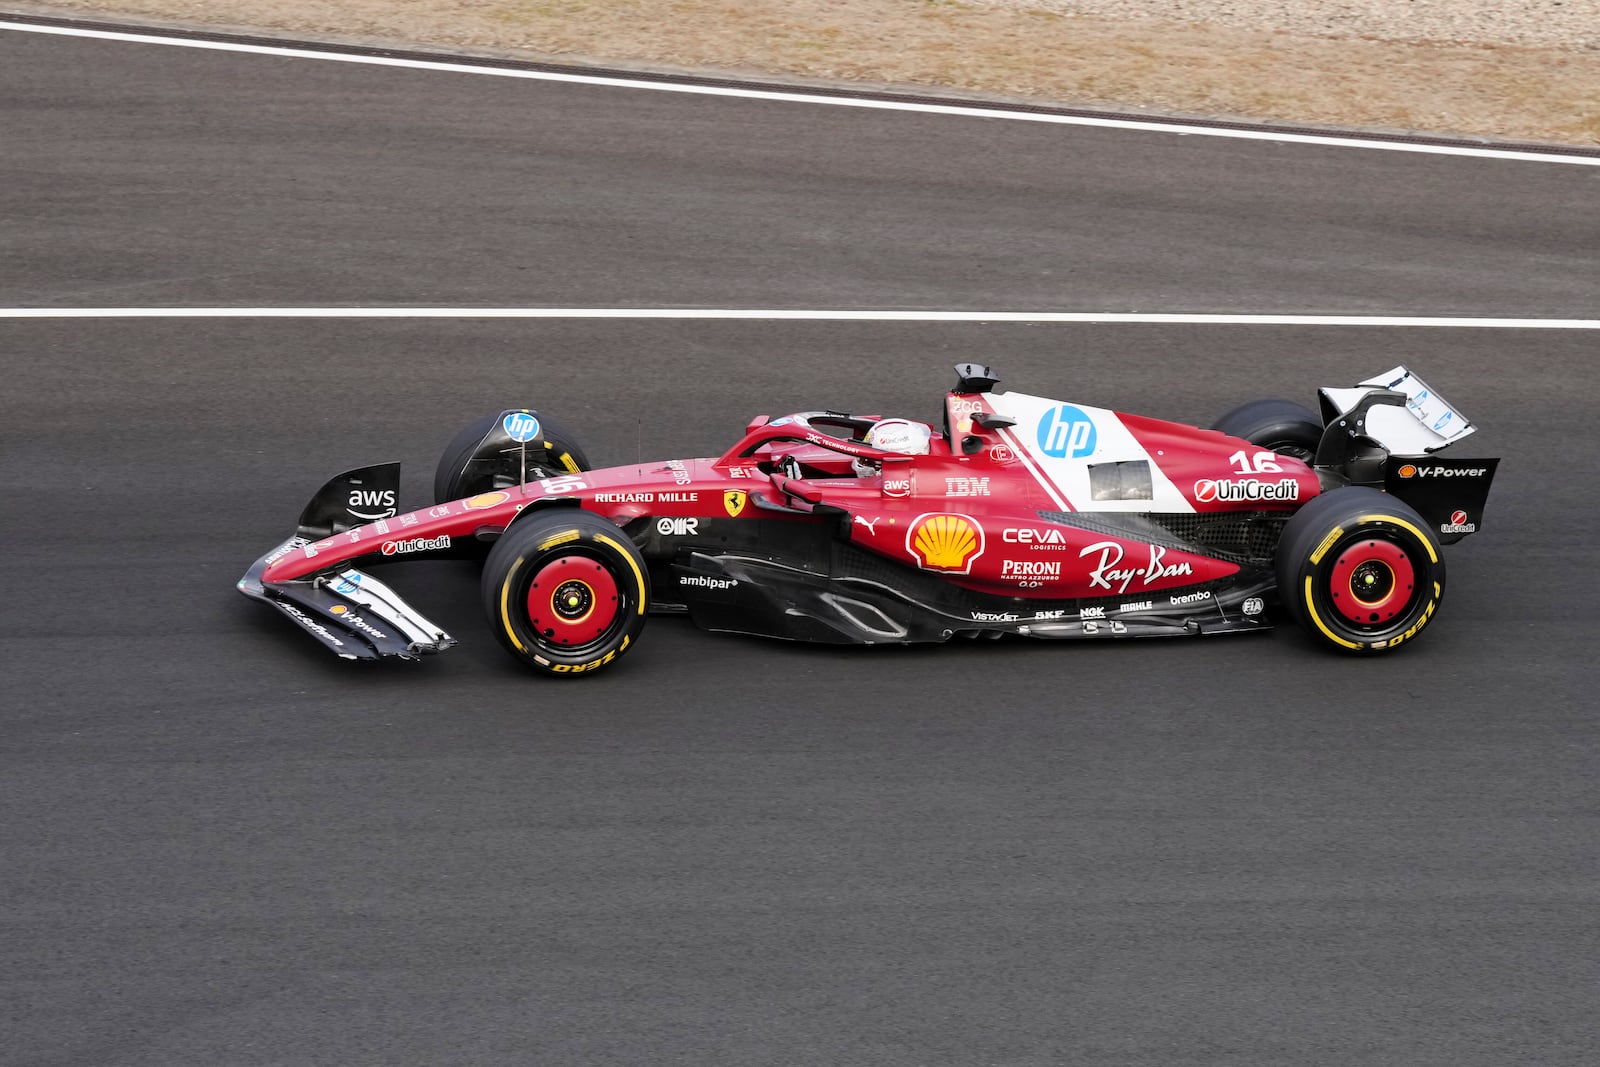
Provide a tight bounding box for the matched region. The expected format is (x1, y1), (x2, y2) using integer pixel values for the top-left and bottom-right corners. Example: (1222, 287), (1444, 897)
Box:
(238, 537), (455, 661)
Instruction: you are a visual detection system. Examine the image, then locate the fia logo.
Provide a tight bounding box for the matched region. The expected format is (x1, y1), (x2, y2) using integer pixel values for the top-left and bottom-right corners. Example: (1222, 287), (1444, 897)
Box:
(1036, 405), (1097, 459)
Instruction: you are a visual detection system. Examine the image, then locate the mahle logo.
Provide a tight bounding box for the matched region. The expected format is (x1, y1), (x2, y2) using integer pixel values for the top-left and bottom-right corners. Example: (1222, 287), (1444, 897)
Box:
(907, 513), (984, 574)
(1036, 405), (1097, 459)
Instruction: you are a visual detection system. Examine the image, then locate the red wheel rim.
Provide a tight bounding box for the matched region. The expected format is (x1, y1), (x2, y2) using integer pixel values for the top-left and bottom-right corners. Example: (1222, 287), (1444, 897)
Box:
(525, 555), (622, 647)
(1328, 538), (1416, 625)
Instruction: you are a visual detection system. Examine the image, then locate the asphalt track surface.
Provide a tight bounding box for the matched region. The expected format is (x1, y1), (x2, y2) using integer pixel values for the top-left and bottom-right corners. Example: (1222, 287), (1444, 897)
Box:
(3, 23), (1598, 1067)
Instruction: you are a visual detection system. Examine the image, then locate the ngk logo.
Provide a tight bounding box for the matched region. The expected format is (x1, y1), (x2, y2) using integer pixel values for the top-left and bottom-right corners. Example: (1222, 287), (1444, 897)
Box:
(1194, 478), (1300, 503)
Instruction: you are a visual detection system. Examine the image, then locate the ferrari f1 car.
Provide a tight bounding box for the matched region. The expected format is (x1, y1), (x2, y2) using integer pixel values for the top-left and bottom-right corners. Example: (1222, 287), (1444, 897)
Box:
(238, 364), (1497, 673)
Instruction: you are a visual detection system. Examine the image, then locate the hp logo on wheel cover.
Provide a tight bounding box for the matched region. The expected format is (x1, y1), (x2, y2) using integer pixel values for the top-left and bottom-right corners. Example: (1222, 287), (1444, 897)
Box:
(503, 411), (542, 443)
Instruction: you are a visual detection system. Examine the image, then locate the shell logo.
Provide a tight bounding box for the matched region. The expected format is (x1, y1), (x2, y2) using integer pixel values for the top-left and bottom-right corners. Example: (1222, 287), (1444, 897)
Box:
(330, 605), (348, 615)
(907, 513), (984, 574)
(466, 490), (511, 509)
(1398, 464), (1418, 479)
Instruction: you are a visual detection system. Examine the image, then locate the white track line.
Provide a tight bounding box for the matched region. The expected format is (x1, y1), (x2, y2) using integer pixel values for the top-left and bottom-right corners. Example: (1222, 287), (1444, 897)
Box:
(3, 308), (1598, 328)
(4, 19), (1598, 168)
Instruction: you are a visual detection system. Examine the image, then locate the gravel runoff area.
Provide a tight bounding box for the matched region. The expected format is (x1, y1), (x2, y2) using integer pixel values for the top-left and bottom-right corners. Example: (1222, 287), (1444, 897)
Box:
(7, 1), (1600, 146)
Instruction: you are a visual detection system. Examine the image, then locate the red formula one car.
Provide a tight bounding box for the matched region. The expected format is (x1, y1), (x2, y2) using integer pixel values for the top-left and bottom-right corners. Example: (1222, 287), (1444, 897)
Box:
(239, 364), (1497, 673)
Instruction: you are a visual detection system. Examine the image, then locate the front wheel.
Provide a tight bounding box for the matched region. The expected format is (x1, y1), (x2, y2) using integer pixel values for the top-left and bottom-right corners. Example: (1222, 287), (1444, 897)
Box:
(482, 509), (650, 676)
(1275, 486), (1445, 654)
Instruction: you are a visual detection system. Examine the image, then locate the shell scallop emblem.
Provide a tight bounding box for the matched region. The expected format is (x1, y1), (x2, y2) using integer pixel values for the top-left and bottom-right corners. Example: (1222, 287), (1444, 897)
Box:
(466, 490), (511, 509)
(907, 513), (984, 574)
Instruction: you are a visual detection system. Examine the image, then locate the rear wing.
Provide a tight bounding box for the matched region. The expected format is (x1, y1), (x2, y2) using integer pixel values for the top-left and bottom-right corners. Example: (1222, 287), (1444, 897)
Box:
(1316, 366), (1495, 545)
(1318, 365), (1475, 455)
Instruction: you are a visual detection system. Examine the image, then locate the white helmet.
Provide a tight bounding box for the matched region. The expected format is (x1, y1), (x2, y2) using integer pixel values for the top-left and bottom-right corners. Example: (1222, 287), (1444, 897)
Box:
(853, 418), (931, 477)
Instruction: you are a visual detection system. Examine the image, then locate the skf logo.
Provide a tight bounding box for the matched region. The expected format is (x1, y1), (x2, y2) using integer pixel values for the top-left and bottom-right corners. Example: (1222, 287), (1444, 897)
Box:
(1398, 464), (1418, 478)
(907, 513), (984, 574)
(723, 490), (747, 518)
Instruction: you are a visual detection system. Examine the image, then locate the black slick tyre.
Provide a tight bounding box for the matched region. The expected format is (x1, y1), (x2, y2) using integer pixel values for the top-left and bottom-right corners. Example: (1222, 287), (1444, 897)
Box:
(1213, 399), (1323, 462)
(434, 412), (591, 504)
(1275, 486), (1445, 654)
(481, 509), (649, 676)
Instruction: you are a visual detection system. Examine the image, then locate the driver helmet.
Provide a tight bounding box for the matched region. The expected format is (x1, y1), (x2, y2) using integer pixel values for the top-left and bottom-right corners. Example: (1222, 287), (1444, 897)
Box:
(853, 418), (931, 477)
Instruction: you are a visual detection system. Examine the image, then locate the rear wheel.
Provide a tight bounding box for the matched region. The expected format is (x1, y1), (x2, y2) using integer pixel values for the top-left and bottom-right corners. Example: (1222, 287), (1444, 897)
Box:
(481, 509), (649, 676)
(1213, 398), (1323, 462)
(1276, 486), (1445, 653)
(434, 411), (591, 503)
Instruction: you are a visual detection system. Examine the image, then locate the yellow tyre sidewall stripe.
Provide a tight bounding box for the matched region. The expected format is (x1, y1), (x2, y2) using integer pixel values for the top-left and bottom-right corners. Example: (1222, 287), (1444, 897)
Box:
(593, 533), (648, 615)
(499, 556), (527, 653)
(1303, 575), (1362, 650)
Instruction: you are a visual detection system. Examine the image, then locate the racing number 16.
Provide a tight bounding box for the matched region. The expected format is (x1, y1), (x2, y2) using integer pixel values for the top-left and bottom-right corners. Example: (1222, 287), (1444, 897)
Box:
(1228, 450), (1282, 474)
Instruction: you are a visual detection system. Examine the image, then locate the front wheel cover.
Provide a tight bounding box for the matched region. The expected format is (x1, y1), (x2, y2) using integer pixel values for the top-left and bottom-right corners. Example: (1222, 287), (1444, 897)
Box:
(435, 412), (592, 504)
(1281, 495), (1445, 653)
(482, 511), (649, 675)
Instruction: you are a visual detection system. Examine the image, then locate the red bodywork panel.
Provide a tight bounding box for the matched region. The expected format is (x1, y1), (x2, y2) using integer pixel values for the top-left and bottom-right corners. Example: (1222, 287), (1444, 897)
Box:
(265, 397), (1318, 601)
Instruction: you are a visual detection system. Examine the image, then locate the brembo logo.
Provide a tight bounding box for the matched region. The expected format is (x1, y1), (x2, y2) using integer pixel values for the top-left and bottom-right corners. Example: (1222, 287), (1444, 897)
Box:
(381, 535), (451, 556)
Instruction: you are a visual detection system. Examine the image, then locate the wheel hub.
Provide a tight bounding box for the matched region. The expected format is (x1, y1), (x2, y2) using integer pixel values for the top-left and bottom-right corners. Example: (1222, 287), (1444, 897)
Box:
(1328, 538), (1416, 625)
(525, 554), (621, 646)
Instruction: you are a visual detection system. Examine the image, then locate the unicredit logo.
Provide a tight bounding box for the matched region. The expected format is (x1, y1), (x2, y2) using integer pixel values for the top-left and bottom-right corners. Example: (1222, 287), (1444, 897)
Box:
(380, 535), (451, 556)
(1194, 478), (1300, 503)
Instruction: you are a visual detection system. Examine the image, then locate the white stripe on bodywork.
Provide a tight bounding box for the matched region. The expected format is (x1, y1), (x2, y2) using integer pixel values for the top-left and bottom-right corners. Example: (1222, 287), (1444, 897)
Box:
(988, 391), (1195, 513)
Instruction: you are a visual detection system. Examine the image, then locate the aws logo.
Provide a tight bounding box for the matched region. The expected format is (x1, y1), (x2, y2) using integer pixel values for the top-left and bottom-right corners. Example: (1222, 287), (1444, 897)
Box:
(907, 513), (985, 574)
(346, 488), (397, 521)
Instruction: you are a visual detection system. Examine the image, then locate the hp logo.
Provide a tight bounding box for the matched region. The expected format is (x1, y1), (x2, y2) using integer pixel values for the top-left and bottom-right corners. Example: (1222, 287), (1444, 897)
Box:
(502, 411), (542, 443)
(1036, 405), (1097, 459)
